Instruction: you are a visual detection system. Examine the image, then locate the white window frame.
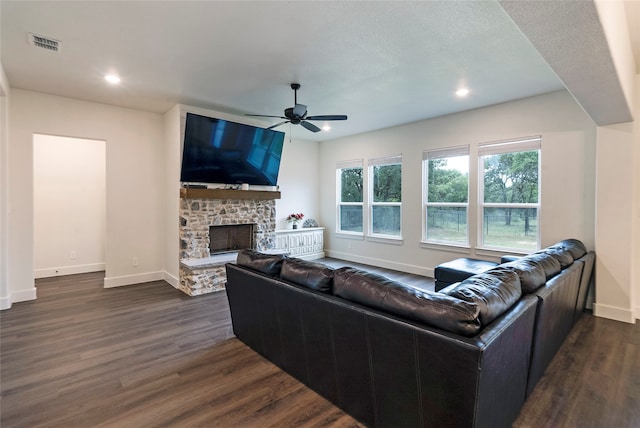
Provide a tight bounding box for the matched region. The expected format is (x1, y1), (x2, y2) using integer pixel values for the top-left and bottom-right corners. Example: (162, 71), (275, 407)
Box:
(336, 159), (364, 236)
(478, 136), (541, 252)
(368, 155), (402, 240)
(422, 145), (470, 247)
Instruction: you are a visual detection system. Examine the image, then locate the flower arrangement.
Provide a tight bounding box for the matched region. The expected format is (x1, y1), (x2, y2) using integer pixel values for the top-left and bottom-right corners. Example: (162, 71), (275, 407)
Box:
(286, 213), (304, 229)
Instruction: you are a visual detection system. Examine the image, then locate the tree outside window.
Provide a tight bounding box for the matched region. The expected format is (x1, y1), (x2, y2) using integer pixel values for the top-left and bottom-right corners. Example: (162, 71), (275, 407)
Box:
(424, 147), (469, 245)
(369, 155), (402, 237)
(480, 137), (540, 251)
(337, 163), (363, 233)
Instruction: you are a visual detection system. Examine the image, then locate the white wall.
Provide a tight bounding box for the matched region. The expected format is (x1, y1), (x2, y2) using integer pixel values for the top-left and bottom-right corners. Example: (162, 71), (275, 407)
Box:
(163, 105), (181, 286)
(6, 89), (165, 304)
(319, 90), (597, 277)
(594, 72), (639, 323)
(595, 123), (635, 323)
(275, 136), (321, 230)
(634, 74), (640, 320)
(0, 62), (10, 309)
(591, 2), (638, 322)
(33, 134), (106, 278)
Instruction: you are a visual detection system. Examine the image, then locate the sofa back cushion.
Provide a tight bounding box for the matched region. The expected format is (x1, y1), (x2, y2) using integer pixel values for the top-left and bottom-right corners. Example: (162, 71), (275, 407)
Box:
(536, 246), (573, 269)
(523, 252), (561, 279)
(556, 239), (587, 260)
(236, 249), (285, 276)
(445, 267), (522, 326)
(333, 267), (481, 336)
(280, 258), (334, 293)
(501, 258), (547, 294)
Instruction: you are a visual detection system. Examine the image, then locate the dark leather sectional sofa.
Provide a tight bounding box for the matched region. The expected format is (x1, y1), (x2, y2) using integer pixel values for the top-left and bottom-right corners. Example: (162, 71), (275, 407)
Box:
(225, 239), (595, 428)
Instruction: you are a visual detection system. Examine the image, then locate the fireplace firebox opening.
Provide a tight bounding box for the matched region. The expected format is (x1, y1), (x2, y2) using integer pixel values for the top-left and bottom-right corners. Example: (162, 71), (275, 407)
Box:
(209, 224), (255, 255)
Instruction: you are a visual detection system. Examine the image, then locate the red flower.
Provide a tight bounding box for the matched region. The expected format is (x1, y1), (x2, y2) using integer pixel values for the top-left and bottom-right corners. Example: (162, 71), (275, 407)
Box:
(287, 213), (304, 221)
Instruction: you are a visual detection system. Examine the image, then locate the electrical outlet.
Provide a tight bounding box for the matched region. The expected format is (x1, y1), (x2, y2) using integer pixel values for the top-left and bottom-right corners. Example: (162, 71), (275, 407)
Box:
(70, 250), (77, 259)
(132, 257), (139, 267)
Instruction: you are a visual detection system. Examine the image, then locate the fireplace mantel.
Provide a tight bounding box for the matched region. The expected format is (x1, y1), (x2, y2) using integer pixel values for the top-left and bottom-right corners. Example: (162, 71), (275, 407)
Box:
(180, 188), (281, 200)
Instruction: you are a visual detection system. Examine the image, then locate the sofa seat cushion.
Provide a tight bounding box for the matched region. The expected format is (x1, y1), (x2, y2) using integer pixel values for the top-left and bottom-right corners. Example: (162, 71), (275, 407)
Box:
(501, 258), (547, 294)
(333, 267), (481, 336)
(280, 258), (334, 293)
(523, 252), (561, 279)
(236, 249), (286, 276)
(445, 267), (522, 326)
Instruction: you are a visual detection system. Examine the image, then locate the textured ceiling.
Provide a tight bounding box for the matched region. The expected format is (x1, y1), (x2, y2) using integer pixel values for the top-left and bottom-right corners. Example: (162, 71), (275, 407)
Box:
(0, 1), (636, 141)
(500, 0), (634, 125)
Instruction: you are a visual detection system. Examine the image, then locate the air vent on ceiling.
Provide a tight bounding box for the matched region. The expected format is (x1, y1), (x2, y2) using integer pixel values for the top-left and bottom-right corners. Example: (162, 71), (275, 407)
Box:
(27, 33), (61, 52)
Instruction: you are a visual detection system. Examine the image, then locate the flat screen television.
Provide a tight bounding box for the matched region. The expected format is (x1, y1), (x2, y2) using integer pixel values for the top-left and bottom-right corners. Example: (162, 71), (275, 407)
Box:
(180, 112), (285, 186)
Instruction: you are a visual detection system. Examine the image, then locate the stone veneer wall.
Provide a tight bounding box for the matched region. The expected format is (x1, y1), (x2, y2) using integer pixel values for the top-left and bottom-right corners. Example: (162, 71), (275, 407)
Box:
(178, 198), (276, 296)
(179, 264), (228, 296)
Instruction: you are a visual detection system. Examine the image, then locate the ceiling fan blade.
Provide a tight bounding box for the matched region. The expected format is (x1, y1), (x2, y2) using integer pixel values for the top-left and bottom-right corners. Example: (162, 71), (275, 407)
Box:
(300, 121), (321, 133)
(293, 104), (307, 117)
(246, 114), (287, 119)
(305, 115), (348, 121)
(267, 120), (290, 130)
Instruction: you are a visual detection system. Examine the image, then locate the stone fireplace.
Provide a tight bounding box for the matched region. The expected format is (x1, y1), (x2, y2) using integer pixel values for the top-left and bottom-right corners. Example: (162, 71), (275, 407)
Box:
(178, 188), (278, 296)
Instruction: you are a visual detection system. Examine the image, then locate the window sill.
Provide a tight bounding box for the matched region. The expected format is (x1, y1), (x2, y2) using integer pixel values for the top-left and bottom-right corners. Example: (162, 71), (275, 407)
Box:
(366, 235), (403, 245)
(419, 241), (471, 254)
(335, 232), (365, 240)
(475, 247), (531, 258)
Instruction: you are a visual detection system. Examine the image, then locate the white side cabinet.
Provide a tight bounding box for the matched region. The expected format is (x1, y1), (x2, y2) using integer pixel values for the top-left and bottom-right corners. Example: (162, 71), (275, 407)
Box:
(274, 227), (325, 260)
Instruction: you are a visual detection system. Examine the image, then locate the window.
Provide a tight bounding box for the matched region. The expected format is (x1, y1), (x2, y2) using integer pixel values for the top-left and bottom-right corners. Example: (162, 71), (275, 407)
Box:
(423, 146), (469, 245)
(479, 137), (540, 251)
(337, 160), (364, 233)
(369, 155), (402, 237)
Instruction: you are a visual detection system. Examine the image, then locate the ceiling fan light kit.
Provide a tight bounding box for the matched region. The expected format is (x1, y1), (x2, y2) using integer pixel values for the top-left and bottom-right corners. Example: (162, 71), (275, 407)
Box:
(247, 83), (347, 133)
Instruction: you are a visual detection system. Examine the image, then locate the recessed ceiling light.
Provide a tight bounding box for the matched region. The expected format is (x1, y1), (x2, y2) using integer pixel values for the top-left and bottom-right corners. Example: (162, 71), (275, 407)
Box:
(322, 125), (331, 132)
(105, 74), (121, 84)
(456, 88), (469, 97)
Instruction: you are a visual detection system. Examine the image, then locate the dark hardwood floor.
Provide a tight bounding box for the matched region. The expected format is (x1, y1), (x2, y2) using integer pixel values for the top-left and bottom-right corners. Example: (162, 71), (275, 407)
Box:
(1, 265), (638, 427)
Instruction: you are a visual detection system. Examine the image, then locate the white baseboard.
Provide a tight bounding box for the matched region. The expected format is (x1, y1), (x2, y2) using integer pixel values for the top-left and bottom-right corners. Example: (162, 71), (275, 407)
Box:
(325, 250), (433, 278)
(103, 271), (165, 288)
(35, 263), (106, 279)
(593, 302), (636, 324)
(0, 287), (38, 310)
(163, 271), (179, 288)
(0, 295), (11, 310)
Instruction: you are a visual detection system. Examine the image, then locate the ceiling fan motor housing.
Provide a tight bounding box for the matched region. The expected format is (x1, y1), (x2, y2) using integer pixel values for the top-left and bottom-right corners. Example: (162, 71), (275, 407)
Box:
(245, 83), (346, 133)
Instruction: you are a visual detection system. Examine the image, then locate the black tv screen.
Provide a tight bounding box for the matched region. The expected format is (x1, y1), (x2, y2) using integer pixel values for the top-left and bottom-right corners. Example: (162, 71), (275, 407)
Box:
(180, 113), (285, 186)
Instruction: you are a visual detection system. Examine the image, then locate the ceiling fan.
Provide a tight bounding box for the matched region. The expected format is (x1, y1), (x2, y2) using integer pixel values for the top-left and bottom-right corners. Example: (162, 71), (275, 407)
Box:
(247, 83), (347, 133)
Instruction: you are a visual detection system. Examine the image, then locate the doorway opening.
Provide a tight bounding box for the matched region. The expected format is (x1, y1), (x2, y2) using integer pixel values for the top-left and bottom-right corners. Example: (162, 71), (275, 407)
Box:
(33, 134), (106, 278)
